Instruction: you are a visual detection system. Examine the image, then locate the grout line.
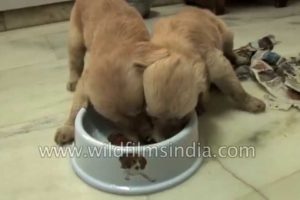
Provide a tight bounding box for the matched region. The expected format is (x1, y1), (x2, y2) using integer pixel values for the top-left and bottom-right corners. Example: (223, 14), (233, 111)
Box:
(0, 124), (58, 140)
(0, 115), (62, 135)
(216, 158), (269, 200)
(0, 109), (67, 129)
(0, 57), (67, 73)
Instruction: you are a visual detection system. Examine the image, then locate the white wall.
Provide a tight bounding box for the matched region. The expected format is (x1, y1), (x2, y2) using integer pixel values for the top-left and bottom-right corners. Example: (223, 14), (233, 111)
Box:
(0, 0), (71, 11)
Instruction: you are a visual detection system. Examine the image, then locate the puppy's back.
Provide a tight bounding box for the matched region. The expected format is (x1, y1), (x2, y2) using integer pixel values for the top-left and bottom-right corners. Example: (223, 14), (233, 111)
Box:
(73, 0), (149, 50)
(152, 7), (229, 52)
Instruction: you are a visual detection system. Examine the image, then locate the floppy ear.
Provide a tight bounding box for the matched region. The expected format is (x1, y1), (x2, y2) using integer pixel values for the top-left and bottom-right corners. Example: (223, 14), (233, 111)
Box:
(134, 42), (169, 68)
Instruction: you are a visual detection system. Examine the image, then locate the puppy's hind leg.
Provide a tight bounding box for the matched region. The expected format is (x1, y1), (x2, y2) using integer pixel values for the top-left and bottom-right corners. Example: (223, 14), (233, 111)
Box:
(67, 7), (86, 92)
(55, 79), (88, 145)
(206, 49), (266, 113)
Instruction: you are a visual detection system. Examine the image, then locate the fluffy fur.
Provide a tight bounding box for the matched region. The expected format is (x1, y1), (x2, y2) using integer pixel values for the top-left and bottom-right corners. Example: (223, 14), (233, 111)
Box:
(55, 0), (167, 145)
(144, 7), (266, 140)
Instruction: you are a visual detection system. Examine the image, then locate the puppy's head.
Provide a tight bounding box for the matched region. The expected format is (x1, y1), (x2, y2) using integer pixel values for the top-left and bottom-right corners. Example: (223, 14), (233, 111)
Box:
(118, 42), (169, 134)
(119, 154), (147, 170)
(143, 53), (208, 140)
(94, 42), (168, 135)
(151, 116), (190, 141)
(132, 42), (169, 70)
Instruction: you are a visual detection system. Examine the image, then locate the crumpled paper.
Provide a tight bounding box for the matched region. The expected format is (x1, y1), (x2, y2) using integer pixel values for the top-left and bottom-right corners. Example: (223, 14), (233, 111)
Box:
(234, 35), (300, 111)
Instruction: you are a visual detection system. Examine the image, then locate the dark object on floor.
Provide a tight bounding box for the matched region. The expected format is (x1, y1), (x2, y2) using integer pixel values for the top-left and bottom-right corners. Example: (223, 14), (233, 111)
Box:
(258, 36), (276, 51)
(274, 0), (288, 7)
(184, 0), (225, 15)
(127, 0), (154, 18)
(184, 0), (288, 15)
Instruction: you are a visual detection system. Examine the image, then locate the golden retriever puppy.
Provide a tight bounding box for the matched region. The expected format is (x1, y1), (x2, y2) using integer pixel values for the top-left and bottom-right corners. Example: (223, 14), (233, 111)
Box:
(144, 7), (266, 140)
(55, 0), (168, 145)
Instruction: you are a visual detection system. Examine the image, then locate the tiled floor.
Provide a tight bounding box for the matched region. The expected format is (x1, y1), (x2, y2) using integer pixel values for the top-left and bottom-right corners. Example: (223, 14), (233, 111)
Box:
(1, 3), (300, 200)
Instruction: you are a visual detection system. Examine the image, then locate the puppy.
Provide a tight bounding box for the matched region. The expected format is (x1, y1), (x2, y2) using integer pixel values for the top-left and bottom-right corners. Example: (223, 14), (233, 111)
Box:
(55, 0), (168, 145)
(143, 7), (266, 140)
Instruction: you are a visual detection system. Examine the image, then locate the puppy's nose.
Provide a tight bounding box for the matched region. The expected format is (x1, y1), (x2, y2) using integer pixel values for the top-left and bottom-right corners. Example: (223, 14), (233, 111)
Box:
(135, 166), (140, 170)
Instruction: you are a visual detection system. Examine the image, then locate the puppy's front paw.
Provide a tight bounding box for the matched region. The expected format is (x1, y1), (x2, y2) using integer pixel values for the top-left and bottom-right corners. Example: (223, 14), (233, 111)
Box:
(66, 81), (78, 92)
(241, 96), (266, 113)
(55, 125), (74, 146)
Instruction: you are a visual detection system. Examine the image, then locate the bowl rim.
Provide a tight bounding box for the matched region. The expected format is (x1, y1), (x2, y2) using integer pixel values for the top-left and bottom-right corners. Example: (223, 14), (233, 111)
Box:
(75, 108), (198, 153)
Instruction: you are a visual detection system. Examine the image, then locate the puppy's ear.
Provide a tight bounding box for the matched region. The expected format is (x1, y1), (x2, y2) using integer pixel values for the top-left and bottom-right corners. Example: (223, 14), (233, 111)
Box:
(134, 42), (169, 68)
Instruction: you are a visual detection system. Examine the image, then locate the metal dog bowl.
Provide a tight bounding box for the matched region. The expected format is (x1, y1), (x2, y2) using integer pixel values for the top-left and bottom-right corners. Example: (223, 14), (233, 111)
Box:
(71, 107), (203, 195)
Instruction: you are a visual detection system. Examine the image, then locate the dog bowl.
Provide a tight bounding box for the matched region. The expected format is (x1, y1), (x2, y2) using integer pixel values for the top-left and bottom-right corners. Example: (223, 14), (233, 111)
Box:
(71, 107), (203, 195)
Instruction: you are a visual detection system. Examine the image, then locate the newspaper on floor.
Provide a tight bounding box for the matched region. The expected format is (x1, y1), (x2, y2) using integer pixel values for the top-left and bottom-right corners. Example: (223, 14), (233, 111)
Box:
(234, 36), (300, 111)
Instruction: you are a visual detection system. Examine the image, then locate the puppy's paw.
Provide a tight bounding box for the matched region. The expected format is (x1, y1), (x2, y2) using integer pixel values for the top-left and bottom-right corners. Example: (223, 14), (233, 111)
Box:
(55, 125), (75, 146)
(241, 96), (266, 113)
(66, 80), (78, 92)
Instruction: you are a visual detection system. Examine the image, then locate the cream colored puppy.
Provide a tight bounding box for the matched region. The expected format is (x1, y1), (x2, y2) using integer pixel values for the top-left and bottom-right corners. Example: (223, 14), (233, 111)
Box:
(144, 7), (266, 140)
(55, 0), (167, 145)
